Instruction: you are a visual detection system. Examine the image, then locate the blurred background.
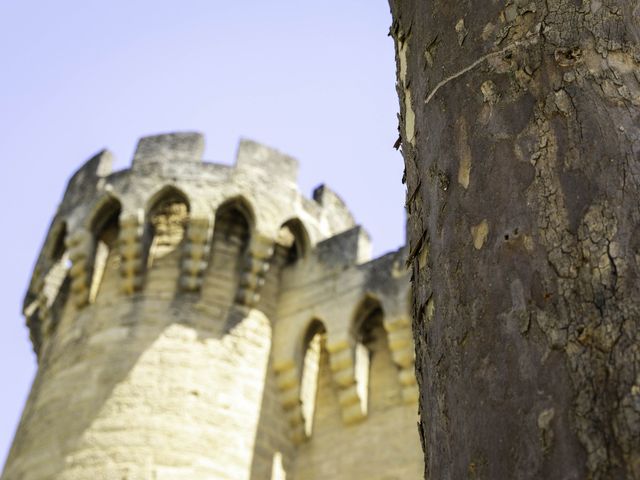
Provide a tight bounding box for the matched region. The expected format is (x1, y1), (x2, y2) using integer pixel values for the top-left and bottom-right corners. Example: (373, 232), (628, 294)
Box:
(0, 0), (403, 467)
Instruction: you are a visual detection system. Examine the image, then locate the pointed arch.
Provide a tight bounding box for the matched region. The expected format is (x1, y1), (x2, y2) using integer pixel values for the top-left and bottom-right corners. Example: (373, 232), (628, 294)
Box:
(38, 221), (70, 312)
(276, 218), (310, 265)
(145, 184), (191, 215)
(45, 219), (68, 266)
(199, 196), (255, 306)
(23, 219), (72, 352)
(88, 196), (122, 303)
(86, 194), (122, 231)
(299, 319), (327, 437)
(352, 294), (385, 339)
(350, 295), (387, 414)
(145, 186), (190, 268)
(24, 219), (68, 315)
(212, 197), (254, 255)
(215, 196), (255, 235)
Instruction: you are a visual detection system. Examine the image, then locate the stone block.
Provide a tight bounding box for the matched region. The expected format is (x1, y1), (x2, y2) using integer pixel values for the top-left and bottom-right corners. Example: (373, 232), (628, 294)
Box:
(132, 132), (205, 168)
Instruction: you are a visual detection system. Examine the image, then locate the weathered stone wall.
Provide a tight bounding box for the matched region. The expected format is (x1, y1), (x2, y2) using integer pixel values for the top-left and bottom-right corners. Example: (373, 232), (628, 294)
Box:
(4, 133), (422, 480)
(273, 232), (421, 479)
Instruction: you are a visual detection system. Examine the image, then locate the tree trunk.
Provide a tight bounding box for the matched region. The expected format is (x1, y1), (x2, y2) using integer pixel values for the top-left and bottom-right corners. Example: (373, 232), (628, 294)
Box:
(388, 1), (640, 478)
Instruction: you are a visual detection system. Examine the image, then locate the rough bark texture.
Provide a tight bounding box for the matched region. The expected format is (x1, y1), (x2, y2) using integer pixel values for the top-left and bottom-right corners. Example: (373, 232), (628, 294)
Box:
(388, 1), (640, 478)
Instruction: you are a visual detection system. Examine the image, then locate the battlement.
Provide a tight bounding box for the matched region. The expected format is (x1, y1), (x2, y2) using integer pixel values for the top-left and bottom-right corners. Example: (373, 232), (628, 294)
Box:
(132, 131), (205, 168)
(48, 131), (354, 232)
(25, 133), (361, 343)
(315, 226), (372, 267)
(235, 138), (299, 185)
(10, 133), (421, 480)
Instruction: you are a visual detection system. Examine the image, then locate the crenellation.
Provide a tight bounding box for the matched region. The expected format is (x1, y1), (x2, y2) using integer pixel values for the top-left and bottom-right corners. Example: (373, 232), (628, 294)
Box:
(315, 225), (371, 268)
(6, 133), (422, 480)
(132, 132), (205, 168)
(61, 150), (113, 213)
(235, 138), (298, 185)
(312, 184), (356, 235)
(23, 136), (363, 320)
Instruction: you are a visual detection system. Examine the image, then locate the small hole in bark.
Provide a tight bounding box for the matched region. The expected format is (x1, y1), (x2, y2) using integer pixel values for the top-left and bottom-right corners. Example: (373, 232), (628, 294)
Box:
(504, 234), (510, 240)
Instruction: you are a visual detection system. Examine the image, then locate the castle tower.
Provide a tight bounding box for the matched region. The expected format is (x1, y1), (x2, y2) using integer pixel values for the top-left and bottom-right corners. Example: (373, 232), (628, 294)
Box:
(3, 133), (422, 480)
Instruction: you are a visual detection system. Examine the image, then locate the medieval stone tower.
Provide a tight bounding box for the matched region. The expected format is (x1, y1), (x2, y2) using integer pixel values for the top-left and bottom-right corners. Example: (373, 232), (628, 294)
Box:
(3, 132), (421, 480)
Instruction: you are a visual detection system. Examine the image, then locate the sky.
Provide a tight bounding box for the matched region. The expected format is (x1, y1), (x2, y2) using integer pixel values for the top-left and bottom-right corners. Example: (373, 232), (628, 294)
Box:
(0, 1), (404, 468)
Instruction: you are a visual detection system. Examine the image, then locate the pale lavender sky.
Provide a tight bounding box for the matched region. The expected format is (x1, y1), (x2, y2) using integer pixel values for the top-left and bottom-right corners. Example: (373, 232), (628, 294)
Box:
(0, 1), (404, 467)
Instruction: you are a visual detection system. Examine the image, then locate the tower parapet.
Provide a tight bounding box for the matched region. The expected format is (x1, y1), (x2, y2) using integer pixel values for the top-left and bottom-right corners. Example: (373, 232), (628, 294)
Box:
(5, 133), (421, 480)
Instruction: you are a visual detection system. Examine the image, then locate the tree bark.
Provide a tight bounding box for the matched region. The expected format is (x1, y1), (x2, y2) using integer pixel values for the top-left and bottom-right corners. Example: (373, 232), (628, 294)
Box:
(388, 1), (640, 478)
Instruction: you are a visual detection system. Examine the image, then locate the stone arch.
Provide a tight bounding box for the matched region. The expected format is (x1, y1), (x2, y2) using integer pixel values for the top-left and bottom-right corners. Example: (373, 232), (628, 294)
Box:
(350, 294), (388, 413)
(144, 186), (190, 269)
(39, 219), (70, 309)
(299, 319), (327, 437)
(215, 195), (255, 232)
(24, 219), (71, 352)
(87, 196), (122, 303)
(44, 219), (68, 267)
(199, 197), (255, 307)
(212, 197), (253, 255)
(85, 194), (122, 230)
(145, 184), (192, 215)
(352, 294), (385, 337)
(374, 290), (418, 405)
(25, 217), (68, 308)
(275, 218), (310, 265)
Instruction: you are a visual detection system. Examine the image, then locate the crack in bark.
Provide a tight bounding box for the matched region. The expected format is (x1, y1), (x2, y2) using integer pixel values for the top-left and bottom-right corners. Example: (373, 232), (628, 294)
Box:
(424, 36), (542, 105)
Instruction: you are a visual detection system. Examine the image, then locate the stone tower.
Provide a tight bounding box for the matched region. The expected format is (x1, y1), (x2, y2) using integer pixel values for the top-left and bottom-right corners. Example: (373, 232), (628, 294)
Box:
(3, 133), (421, 480)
